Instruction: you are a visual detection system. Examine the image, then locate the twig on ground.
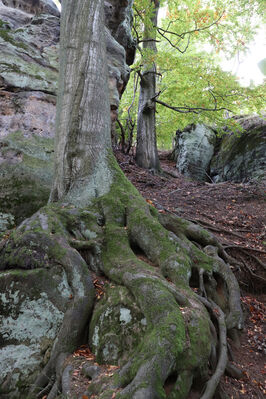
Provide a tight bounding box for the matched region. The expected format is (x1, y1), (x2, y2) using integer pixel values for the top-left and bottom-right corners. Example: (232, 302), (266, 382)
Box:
(224, 245), (266, 255)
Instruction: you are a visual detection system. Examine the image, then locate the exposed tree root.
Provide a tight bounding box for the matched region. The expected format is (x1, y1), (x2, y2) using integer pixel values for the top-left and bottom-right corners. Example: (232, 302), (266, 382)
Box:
(224, 245), (266, 255)
(187, 217), (246, 240)
(225, 246), (266, 270)
(197, 297), (227, 399)
(0, 177), (244, 399)
(237, 254), (266, 284)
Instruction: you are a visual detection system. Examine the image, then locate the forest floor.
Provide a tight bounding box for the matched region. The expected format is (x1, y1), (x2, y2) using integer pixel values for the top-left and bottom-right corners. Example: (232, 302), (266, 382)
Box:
(116, 149), (266, 399)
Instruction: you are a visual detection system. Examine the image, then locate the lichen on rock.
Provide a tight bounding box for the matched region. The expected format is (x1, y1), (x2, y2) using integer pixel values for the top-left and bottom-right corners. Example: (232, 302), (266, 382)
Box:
(210, 115), (266, 183)
(0, 266), (72, 398)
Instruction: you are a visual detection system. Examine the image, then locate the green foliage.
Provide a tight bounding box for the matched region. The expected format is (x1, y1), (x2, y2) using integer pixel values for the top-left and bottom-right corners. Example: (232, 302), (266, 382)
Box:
(119, 0), (265, 149)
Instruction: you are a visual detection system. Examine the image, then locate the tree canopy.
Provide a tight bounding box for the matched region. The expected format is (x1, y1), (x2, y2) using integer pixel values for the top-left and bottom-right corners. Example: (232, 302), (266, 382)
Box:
(119, 0), (265, 148)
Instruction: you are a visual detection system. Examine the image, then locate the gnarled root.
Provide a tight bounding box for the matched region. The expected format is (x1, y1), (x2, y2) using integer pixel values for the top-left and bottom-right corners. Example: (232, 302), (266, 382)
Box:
(0, 179), (244, 399)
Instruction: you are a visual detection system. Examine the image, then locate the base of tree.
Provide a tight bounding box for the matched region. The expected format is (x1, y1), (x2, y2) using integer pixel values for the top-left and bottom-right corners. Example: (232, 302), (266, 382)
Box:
(0, 171), (243, 399)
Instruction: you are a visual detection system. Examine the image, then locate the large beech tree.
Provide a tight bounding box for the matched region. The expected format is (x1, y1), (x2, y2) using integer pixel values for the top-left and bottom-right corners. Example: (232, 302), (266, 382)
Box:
(0, 1), (244, 398)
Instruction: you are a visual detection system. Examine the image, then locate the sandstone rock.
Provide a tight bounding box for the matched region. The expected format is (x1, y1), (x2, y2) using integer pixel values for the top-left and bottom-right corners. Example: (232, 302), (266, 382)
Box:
(173, 116), (266, 183)
(0, 266), (72, 398)
(0, 212), (14, 232)
(1, 0), (60, 17)
(210, 115), (266, 183)
(0, 14), (59, 92)
(173, 124), (217, 181)
(0, 130), (54, 223)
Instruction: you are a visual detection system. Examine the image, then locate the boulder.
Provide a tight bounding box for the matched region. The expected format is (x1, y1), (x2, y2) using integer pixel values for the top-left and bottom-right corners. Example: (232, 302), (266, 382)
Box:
(0, 266), (73, 398)
(210, 115), (266, 183)
(172, 124), (217, 181)
(172, 116), (266, 183)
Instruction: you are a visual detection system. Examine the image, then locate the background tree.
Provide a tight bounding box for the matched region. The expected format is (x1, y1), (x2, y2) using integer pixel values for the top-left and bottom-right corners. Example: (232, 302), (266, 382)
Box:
(135, 0), (161, 172)
(0, 1), (248, 398)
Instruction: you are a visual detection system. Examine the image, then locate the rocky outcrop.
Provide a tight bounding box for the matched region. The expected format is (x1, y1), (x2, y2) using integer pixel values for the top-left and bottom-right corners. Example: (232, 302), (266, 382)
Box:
(210, 115), (266, 183)
(0, 0), (135, 222)
(172, 124), (217, 181)
(172, 116), (266, 183)
(0, 0), (58, 221)
(1, 0), (60, 17)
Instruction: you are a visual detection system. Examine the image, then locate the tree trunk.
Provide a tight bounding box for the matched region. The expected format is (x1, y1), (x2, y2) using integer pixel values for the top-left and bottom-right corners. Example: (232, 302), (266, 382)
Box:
(135, 0), (161, 172)
(49, 0), (113, 207)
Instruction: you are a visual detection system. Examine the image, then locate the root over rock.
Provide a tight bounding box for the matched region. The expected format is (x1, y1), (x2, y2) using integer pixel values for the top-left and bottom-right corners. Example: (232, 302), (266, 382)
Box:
(0, 176), (243, 399)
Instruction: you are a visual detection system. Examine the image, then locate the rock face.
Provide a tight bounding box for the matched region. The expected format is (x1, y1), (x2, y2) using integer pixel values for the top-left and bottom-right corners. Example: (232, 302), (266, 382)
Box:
(0, 0), (135, 222)
(0, 0), (59, 222)
(0, 2), (135, 397)
(210, 115), (266, 183)
(173, 116), (266, 183)
(172, 124), (217, 181)
(0, 212), (14, 233)
(1, 0), (60, 17)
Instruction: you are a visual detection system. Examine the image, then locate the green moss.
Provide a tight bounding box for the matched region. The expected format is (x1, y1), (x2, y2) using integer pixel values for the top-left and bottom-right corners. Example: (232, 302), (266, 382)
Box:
(89, 284), (146, 365)
(0, 61), (21, 73)
(190, 245), (214, 272)
(0, 132), (54, 222)
(0, 28), (28, 50)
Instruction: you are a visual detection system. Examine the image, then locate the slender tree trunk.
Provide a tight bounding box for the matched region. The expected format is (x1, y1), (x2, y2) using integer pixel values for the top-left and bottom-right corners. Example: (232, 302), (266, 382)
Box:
(135, 0), (160, 172)
(49, 0), (113, 207)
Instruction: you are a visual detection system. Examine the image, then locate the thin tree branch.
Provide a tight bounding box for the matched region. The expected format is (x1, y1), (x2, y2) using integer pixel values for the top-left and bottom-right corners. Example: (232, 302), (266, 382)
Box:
(138, 38), (160, 44)
(157, 11), (225, 40)
(155, 99), (233, 114)
(156, 28), (191, 53)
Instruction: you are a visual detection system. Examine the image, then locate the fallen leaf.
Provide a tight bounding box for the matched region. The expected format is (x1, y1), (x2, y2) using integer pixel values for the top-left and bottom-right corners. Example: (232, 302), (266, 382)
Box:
(146, 199), (154, 206)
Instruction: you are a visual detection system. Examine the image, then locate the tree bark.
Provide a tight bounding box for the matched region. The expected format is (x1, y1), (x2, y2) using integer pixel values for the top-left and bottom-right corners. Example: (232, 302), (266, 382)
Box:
(135, 0), (161, 172)
(49, 0), (113, 207)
